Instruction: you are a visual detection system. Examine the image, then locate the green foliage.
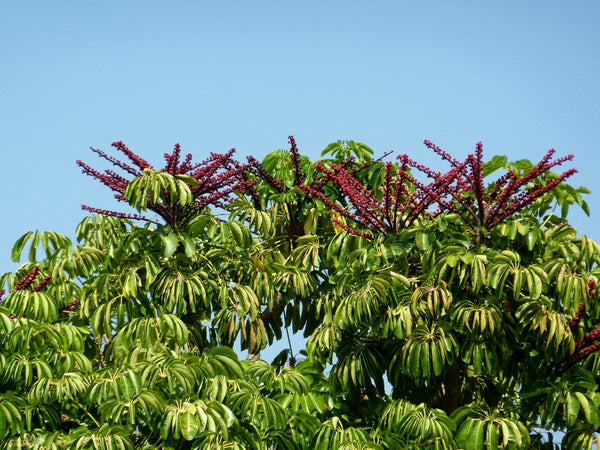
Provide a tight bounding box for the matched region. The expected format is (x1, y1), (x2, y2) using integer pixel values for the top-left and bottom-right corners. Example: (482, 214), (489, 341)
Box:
(1, 137), (598, 448)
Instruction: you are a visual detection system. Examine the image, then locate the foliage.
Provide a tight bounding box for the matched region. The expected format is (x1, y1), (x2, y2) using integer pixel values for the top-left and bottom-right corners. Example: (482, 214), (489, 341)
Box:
(1, 136), (599, 448)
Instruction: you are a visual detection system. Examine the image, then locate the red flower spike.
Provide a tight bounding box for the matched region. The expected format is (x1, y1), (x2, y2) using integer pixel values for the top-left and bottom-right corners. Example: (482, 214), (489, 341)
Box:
(32, 274), (52, 292)
(588, 279), (596, 297)
(288, 135), (304, 184)
(570, 301), (587, 333)
(13, 266), (41, 291)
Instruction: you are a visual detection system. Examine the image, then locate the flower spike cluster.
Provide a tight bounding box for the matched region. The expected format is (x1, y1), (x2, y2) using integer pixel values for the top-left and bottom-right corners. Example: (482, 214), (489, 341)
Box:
(77, 141), (254, 229)
(418, 140), (577, 236)
(301, 156), (440, 237)
(301, 140), (577, 240)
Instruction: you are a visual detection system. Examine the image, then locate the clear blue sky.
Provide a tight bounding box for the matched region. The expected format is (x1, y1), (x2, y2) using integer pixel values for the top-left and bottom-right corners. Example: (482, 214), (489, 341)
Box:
(1, 1), (599, 277)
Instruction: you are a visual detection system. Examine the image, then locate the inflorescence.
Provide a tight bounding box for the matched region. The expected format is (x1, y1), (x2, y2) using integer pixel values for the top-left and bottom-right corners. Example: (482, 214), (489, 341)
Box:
(77, 141), (254, 229)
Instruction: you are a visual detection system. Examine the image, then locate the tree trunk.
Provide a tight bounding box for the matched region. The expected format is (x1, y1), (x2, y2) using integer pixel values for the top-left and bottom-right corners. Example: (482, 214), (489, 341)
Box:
(437, 361), (462, 414)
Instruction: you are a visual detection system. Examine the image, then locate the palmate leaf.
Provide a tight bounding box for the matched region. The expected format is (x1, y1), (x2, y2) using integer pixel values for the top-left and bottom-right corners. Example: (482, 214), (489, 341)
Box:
(51, 323), (89, 353)
(229, 388), (287, 431)
(434, 245), (487, 294)
(64, 423), (134, 450)
(244, 359), (311, 395)
(200, 375), (230, 403)
(335, 272), (409, 329)
(160, 399), (235, 442)
(151, 264), (212, 314)
(46, 350), (93, 375)
(544, 260), (588, 310)
(75, 214), (132, 248)
(195, 346), (245, 379)
(277, 390), (326, 416)
(0, 393), (25, 440)
(449, 299), (502, 337)
(459, 339), (500, 375)
(1, 354), (53, 387)
(28, 372), (87, 404)
(410, 281), (453, 318)
(378, 398), (419, 433)
(98, 390), (163, 427)
(228, 196), (275, 237)
(289, 234), (321, 270)
(452, 404), (530, 450)
(487, 250), (549, 301)
(515, 298), (575, 355)
(393, 322), (458, 380)
(242, 317), (268, 352)
(395, 403), (457, 449)
(335, 287), (382, 330)
(111, 313), (189, 353)
(213, 284), (265, 351)
(5, 321), (70, 354)
(1, 290), (58, 322)
(323, 232), (367, 271)
(11, 230), (72, 263)
(135, 350), (196, 395)
(381, 301), (413, 339)
(125, 169), (194, 212)
(309, 417), (374, 450)
(86, 367), (143, 404)
(274, 263), (318, 300)
(220, 220), (254, 249)
(89, 297), (136, 340)
(332, 336), (386, 390)
(306, 322), (342, 365)
(50, 245), (106, 279)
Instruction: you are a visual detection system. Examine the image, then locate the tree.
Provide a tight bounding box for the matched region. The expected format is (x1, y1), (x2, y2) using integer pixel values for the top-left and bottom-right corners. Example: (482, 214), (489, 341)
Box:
(0, 136), (598, 448)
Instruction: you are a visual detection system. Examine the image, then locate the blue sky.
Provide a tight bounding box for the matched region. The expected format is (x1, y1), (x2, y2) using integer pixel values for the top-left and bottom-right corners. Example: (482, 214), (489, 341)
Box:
(1, 1), (599, 278)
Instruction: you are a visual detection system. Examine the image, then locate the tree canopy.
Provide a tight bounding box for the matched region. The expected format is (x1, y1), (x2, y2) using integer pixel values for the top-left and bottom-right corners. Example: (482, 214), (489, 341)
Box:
(1, 137), (599, 449)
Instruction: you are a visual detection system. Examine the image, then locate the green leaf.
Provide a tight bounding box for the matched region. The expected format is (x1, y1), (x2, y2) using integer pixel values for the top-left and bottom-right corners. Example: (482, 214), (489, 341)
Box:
(11, 231), (34, 262)
(483, 155), (508, 176)
(415, 230), (432, 250)
(181, 236), (196, 257)
(180, 412), (200, 440)
(466, 420), (483, 450)
(161, 232), (179, 257)
(175, 174), (199, 187)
